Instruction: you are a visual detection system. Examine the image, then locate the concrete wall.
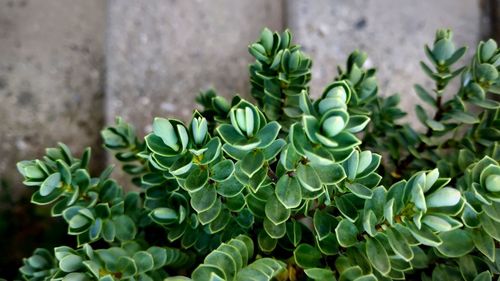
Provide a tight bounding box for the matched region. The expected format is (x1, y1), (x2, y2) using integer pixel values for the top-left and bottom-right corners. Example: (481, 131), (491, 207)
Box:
(0, 0), (106, 194)
(0, 0), (489, 192)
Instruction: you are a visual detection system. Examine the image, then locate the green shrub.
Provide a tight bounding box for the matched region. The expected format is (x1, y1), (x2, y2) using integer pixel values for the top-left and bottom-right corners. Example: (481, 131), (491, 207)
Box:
(16, 28), (500, 281)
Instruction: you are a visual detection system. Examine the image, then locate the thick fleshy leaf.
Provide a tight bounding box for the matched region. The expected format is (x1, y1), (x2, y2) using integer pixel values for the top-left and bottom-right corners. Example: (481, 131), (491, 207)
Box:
(265, 194), (291, 225)
(275, 174), (302, 209)
(216, 176), (244, 197)
(153, 118), (179, 150)
(294, 244), (322, 268)
(437, 229), (474, 257)
(286, 221), (303, 247)
(304, 268), (335, 280)
(311, 162), (345, 184)
(385, 227), (414, 261)
(335, 219), (358, 247)
(113, 215), (136, 241)
(185, 166), (209, 192)
(190, 186), (217, 213)
(151, 208), (178, 225)
(240, 150), (265, 177)
(59, 254), (83, 272)
(346, 183), (373, 199)
(258, 230), (277, 252)
(255, 121), (281, 148)
(40, 173), (62, 196)
(210, 160), (234, 182)
(406, 223), (442, 247)
(297, 164), (322, 192)
(263, 218), (286, 239)
(346, 115), (370, 133)
(480, 213), (500, 241)
(366, 236), (390, 275)
(471, 228), (495, 262)
(426, 187), (461, 208)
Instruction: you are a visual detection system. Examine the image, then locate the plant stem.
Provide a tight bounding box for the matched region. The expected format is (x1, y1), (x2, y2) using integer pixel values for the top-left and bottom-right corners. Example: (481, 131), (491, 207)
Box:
(395, 96), (444, 176)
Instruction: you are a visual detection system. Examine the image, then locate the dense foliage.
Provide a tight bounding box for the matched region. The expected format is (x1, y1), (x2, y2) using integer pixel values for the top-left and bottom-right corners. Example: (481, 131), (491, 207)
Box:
(15, 28), (500, 280)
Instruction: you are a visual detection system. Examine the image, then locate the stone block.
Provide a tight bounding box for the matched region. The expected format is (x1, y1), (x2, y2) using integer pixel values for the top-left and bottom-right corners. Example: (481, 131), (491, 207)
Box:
(286, 0), (482, 122)
(0, 0), (106, 195)
(106, 0), (283, 131)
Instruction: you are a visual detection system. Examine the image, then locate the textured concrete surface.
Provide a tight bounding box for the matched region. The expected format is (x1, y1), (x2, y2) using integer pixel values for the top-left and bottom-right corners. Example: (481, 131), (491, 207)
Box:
(0, 0), (106, 193)
(286, 0), (482, 122)
(106, 0), (283, 132)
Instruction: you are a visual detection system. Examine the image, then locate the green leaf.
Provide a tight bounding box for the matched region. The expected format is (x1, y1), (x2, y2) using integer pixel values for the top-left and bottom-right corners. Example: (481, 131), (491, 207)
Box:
(133, 251), (154, 273)
(113, 215), (136, 241)
(255, 121), (281, 148)
(240, 150), (265, 177)
(275, 174), (302, 209)
(211, 160), (234, 182)
(346, 115), (370, 133)
(190, 186), (217, 213)
(286, 221), (302, 247)
(151, 208), (178, 225)
(297, 164), (322, 192)
(437, 229), (474, 257)
(471, 228), (495, 262)
(480, 213), (500, 241)
(448, 110), (479, 124)
(40, 173), (62, 196)
(216, 176), (244, 197)
(294, 244), (322, 268)
(185, 166), (209, 192)
(263, 218), (286, 239)
(265, 194), (291, 225)
(414, 84), (436, 107)
(314, 210), (336, 241)
(426, 119), (445, 131)
(406, 223), (442, 247)
(426, 187), (461, 208)
(235, 258), (285, 281)
(192, 265), (225, 281)
(473, 271), (492, 281)
(385, 227), (414, 261)
(56, 160), (71, 185)
(118, 256), (137, 277)
(346, 183), (373, 199)
(147, 246), (167, 270)
(335, 219), (358, 247)
(263, 139), (286, 160)
(153, 117), (179, 151)
(335, 195), (359, 221)
(216, 124), (246, 145)
(258, 231), (277, 252)
(311, 162), (346, 184)
(304, 268), (335, 281)
(416, 104), (428, 124)
(209, 209), (231, 234)
(366, 236), (390, 275)
(59, 254), (83, 272)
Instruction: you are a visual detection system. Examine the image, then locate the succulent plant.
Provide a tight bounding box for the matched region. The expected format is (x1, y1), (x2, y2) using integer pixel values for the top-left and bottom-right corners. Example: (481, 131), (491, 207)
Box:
(14, 28), (500, 280)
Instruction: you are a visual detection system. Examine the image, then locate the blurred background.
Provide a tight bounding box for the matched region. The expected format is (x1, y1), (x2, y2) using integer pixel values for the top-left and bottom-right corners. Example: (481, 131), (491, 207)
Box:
(0, 0), (496, 278)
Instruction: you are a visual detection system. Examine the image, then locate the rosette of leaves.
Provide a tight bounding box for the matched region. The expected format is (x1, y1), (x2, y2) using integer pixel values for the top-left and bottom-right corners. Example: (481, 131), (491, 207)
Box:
(15, 28), (500, 281)
(249, 28), (312, 123)
(334, 49), (379, 114)
(289, 80), (367, 164)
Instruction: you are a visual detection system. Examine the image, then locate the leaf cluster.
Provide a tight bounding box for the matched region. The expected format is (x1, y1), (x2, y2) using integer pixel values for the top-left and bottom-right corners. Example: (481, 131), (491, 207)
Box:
(15, 28), (500, 281)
